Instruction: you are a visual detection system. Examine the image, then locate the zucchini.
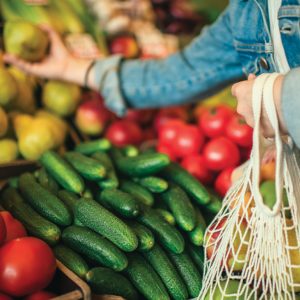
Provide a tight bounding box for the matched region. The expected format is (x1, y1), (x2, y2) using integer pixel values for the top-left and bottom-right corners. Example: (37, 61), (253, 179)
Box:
(40, 150), (84, 194)
(19, 173), (72, 226)
(161, 162), (210, 205)
(54, 244), (89, 279)
(143, 243), (188, 300)
(135, 176), (168, 193)
(120, 180), (154, 206)
(75, 199), (138, 252)
(137, 207), (184, 254)
(62, 226), (128, 271)
(1, 187), (61, 245)
(64, 151), (106, 181)
(75, 138), (111, 155)
(124, 253), (170, 300)
(86, 267), (139, 300)
(161, 184), (196, 232)
(98, 188), (140, 218)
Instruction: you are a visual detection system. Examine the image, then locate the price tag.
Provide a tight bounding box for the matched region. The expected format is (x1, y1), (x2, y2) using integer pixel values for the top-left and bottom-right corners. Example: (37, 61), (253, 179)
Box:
(24, 0), (48, 5)
(65, 34), (103, 59)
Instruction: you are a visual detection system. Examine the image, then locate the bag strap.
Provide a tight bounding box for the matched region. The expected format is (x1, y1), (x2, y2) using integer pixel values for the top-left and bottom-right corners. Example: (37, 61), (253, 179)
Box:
(252, 73), (284, 216)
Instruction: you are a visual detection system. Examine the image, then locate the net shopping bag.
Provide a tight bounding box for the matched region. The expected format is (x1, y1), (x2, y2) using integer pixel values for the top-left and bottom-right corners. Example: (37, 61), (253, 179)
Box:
(198, 73), (300, 300)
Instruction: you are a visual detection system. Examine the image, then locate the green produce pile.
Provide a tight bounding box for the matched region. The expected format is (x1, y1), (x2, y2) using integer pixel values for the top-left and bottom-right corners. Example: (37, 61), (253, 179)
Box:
(0, 139), (222, 300)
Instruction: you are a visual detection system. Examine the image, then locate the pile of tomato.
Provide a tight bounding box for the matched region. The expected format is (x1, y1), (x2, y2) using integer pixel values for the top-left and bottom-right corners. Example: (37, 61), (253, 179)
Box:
(0, 212), (57, 300)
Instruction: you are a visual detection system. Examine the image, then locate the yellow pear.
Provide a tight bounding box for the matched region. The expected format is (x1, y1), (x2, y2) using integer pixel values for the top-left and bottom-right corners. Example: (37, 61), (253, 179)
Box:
(0, 107), (8, 137)
(12, 113), (34, 139)
(0, 139), (18, 164)
(0, 67), (18, 107)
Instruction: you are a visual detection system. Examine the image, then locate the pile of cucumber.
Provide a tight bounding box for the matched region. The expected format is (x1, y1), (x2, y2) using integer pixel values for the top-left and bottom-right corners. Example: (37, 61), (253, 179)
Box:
(0, 139), (222, 300)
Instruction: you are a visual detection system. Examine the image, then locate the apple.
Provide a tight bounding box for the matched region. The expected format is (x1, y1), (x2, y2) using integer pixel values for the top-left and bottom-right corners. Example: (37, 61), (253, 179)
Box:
(109, 35), (139, 59)
(75, 98), (111, 136)
(205, 217), (250, 272)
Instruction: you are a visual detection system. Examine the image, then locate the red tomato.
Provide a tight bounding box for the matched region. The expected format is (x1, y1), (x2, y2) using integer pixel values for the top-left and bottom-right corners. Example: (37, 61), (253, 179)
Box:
(0, 211), (27, 243)
(181, 155), (214, 184)
(158, 119), (185, 146)
(226, 114), (253, 147)
(154, 106), (189, 132)
(157, 143), (177, 161)
(193, 104), (209, 119)
(125, 109), (156, 125)
(203, 137), (240, 171)
(105, 120), (142, 146)
(24, 291), (56, 300)
(143, 127), (156, 141)
(214, 167), (235, 197)
(0, 237), (56, 297)
(0, 214), (6, 246)
(199, 106), (234, 138)
(0, 292), (13, 300)
(172, 125), (205, 158)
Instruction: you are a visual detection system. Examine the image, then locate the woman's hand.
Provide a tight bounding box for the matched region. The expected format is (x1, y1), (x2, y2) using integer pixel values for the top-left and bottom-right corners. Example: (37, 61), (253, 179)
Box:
(231, 73), (287, 137)
(3, 25), (94, 87)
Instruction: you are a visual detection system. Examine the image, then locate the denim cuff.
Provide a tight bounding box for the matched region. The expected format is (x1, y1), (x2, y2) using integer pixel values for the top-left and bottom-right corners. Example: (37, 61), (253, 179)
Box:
(94, 55), (127, 116)
(282, 67), (300, 148)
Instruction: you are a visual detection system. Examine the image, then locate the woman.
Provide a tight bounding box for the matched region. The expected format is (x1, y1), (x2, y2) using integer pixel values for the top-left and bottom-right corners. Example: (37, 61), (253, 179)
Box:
(4, 0), (299, 146)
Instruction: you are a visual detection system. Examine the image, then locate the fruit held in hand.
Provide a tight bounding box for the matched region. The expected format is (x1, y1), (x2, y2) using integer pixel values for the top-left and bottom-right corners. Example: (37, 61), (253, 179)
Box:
(4, 21), (49, 62)
(109, 35), (139, 59)
(0, 67), (18, 107)
(42, 81), (81, 117)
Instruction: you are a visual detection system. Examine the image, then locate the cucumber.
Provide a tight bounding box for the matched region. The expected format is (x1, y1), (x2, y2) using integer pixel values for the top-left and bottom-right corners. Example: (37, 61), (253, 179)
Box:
(64, 152), (106, 181)
(1, 187), (61, 245)
(98, 188), (140, 218)
(143, 243), (188, 300)
(111, 148), (170, 177)
(57, 190), (79, 215)
(155, 209), (176, 226)
(75, 199), (138, 252)
(127, 221), (155, 252)
(40, 150), (84, 194)
(167, 250), (202, 298)
(62, 226), (128, 271)
(135, 176), (168, 193)
(137, 207), (184, 254)
(53, 244), (89, 279)
(19, 173), (72, 226)
(86, 267), (139, 300)
(161, 162), (210, 205)
(122, 145), (139, 157)
(92, 152), (119, 189)
(186, 244), (205, 273)
(124, 253), (170, 300)
(8, 177), (19, 188)
(120, 180), (154, 206)
(82, 188), (93, 199)
(36, 168), (59, 195)
(205, 191), (222, 215)
(75, 138), (111, 155)
(161, 184), (196, 232)
(188, 208), (206, 246)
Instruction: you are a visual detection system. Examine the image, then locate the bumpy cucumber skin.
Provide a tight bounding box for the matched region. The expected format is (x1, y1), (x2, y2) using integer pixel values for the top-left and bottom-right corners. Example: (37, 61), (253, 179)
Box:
(40, 150), (85, 194)
(99, 188), (140, 218)
(64, 152), (106, 181)
(19, 173), (72, 226)
(161, 184), (196, 232)
(1, 187), (61, 246)
(167, 250), (202, 298)
(188, 208), (206, 246)
(92, 152), (119, 189)
(137, 208), (185, 254)
(155, 209), (176, 226)
(36, 168), (59, 195)
(143, 243), (188, 300)
(186, 244), (205, 273)
(86, 267), (139, 300)
(74, 199), (138, 252)
(161, 162), (210, 205)
(57, 190), (79, 213)
(136, 176), (168, 193)
(75, 139), (111, 155)
(120, 180), (154, 206)
(54, 244), (89, 279)
(111, 148), (170, 177)
(124, 253), (170, 300)
(62, 226), (128, 271)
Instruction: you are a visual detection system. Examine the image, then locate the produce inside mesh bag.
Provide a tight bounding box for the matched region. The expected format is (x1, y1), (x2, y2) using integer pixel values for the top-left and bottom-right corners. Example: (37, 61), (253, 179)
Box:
(199, 73), (300, 300)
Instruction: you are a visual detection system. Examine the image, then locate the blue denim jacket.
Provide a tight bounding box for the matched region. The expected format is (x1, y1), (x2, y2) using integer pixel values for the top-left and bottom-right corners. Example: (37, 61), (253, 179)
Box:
(94, 0), (300, 146)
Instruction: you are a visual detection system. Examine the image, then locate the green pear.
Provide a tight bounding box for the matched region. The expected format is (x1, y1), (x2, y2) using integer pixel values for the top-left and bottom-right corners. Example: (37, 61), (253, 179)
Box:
(42, 80), (81, 117)
(0, 67), (18, 106)
(4, 21), (49, 62)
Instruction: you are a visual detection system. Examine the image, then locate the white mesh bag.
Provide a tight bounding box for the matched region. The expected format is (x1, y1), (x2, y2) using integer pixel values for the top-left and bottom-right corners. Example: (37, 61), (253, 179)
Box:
(198, 73), (300, 300)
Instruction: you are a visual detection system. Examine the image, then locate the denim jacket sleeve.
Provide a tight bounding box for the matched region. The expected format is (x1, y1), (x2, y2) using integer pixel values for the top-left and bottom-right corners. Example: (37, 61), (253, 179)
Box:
(282, 67), (300, 147)
(94, 5), (244, 116)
